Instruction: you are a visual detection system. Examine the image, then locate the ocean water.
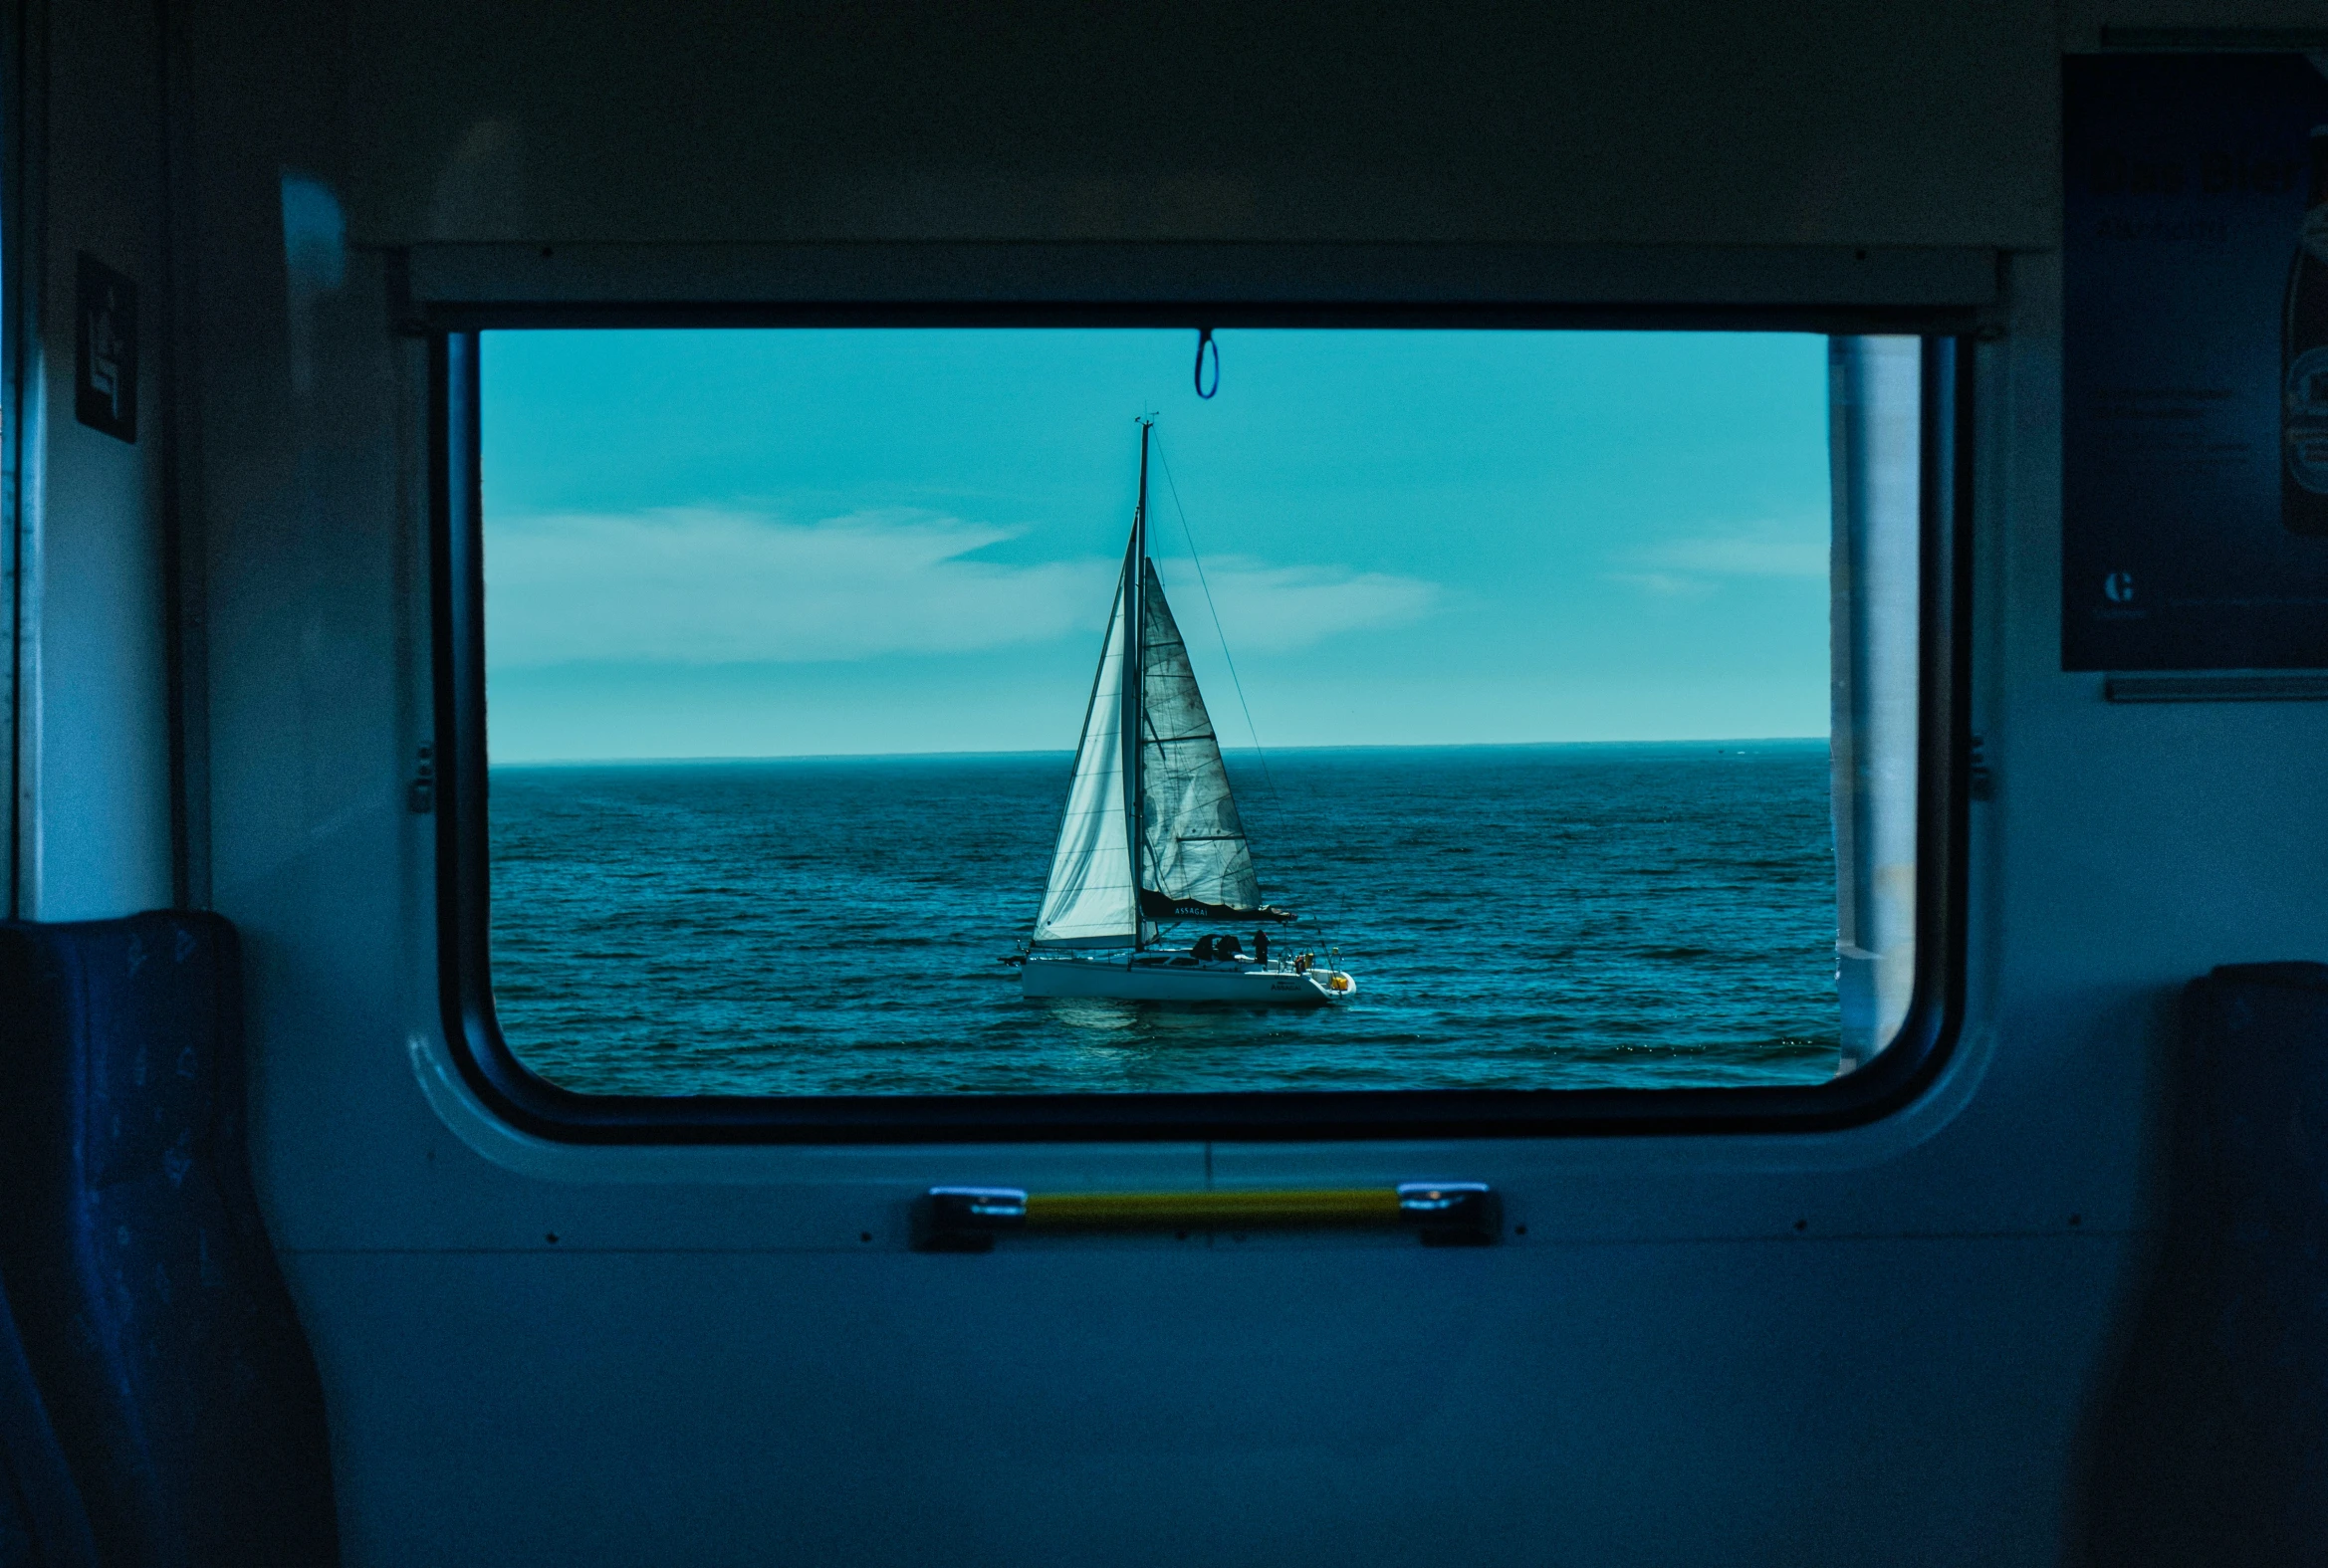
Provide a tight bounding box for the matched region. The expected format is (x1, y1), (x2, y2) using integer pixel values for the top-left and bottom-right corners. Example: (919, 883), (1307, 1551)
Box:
(487, 741), (1841, 1095)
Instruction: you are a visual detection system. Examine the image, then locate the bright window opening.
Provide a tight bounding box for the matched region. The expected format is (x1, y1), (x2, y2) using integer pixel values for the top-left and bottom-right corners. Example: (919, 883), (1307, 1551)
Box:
(475, 329), (1920, 1097)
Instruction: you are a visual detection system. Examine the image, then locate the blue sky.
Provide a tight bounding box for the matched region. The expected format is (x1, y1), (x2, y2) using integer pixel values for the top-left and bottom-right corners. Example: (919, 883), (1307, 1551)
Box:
(481, 329), (1830, 761)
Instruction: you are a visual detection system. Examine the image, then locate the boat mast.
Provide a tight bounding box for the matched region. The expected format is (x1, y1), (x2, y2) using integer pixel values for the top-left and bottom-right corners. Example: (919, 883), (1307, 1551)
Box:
(1124, 417), (1152, 950)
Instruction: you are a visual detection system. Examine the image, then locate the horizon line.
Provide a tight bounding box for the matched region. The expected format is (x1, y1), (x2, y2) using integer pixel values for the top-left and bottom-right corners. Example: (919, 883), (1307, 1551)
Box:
(489, 735), (1829, 767)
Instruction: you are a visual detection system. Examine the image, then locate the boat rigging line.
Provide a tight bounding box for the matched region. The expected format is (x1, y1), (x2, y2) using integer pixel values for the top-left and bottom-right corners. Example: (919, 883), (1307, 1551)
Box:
(1150, 429), (1280, 810)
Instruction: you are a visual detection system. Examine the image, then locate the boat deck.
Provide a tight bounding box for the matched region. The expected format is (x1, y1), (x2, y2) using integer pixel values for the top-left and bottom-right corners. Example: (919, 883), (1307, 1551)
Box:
(1022, 951), (1356, 1006)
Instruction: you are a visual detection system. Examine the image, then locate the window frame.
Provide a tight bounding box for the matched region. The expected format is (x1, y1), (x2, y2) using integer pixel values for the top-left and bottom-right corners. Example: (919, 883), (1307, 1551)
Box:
(429, 309), (1974, 1144)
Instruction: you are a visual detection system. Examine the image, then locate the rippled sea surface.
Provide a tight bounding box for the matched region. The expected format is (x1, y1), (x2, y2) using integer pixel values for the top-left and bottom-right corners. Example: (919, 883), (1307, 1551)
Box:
(488, 742), (1840, 1095)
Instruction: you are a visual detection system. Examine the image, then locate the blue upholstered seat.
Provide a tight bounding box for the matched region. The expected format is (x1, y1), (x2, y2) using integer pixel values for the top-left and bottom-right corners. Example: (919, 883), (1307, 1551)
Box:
(0, 913), (335, 1567)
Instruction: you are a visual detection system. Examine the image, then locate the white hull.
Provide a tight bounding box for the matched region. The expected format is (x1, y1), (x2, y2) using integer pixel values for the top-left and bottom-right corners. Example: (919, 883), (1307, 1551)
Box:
(1021, 953), (1355, 1006)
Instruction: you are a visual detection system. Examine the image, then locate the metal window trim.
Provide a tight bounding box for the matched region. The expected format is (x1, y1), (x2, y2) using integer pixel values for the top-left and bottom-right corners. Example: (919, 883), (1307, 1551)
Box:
(428, 312), (1972, 1145)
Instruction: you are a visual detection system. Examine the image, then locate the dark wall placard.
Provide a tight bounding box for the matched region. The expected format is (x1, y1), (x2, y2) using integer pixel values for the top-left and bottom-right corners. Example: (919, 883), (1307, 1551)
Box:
(2064, 55), (2328, 671)
(73, 252), (137, 444)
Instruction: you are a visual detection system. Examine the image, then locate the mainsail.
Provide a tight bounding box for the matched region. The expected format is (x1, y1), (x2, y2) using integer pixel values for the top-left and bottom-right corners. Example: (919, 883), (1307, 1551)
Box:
(1137, 560), (1262, 917)
(1032, 419), (1287, 952)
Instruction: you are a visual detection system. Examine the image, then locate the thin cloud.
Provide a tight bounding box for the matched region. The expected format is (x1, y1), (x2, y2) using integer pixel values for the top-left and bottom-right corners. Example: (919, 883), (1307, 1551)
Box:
(1611, 520), (1827, 595)
(486, 508), (1441, 667)
(487, 507), (1111, 666)
(1604, 570), (1717, 600)
(1154, 556), (1440, 652)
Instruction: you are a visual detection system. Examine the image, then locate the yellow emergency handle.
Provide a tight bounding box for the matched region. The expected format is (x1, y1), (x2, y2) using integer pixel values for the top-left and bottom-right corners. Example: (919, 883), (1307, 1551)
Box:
(916, 1181), (1495, 1249)
(1024, 1188), (1404, 1229)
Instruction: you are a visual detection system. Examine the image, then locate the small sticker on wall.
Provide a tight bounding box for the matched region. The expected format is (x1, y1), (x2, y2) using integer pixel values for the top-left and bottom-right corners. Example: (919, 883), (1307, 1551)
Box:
(75, 253), (136, 443)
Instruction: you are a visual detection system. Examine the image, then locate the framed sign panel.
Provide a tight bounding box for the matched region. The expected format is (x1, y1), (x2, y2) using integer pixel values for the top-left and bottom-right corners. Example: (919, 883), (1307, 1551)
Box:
(2064, 55), (2328, 670)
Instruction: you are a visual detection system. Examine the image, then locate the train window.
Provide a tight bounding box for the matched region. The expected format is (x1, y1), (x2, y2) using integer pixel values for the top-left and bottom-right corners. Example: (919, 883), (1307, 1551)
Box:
(438, 327), (1954, 1133)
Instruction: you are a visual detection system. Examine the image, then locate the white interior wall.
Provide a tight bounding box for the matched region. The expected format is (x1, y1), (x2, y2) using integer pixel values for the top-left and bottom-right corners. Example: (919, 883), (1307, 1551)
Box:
(15, 0), (174, 920)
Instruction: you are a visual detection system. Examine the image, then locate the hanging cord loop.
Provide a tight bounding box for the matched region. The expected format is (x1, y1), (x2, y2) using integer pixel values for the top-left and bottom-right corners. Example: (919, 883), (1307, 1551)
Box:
(1192, 329), (1219, 399)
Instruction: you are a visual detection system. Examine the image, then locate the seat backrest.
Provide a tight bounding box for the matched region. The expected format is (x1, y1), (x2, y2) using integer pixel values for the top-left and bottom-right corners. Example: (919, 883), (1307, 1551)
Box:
(2082, 962), (2328, 1566)
(0, 913), (337, 1568)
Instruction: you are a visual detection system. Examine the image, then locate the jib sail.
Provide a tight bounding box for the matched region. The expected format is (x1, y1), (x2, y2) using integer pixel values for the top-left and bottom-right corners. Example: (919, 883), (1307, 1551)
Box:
(1030, 560), (1140, 949)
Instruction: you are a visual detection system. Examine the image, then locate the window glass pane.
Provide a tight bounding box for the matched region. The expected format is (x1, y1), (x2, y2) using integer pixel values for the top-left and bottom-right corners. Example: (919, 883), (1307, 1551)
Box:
(478, 328), (1910, 1096)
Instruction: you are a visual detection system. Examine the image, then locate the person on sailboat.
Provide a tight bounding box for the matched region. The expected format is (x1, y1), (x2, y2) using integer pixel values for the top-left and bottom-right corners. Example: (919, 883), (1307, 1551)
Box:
(1255, 929), (1270, 965)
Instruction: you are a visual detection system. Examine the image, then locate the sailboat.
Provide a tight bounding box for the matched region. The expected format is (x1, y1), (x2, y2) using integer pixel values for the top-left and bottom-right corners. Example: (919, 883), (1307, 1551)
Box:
(1018, 420), (1357, 1007)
